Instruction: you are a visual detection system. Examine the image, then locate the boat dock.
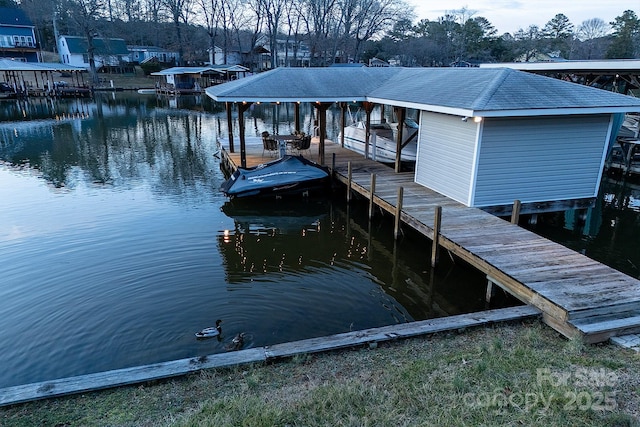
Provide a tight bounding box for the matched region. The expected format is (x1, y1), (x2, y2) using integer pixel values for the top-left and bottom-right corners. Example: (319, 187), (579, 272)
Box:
(221, 137), (640, 344)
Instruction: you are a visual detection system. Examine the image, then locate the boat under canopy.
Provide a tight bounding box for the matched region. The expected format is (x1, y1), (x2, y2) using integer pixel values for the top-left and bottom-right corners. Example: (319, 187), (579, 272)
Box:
(220, 155), (330, 199)
(339, 118), (419, 163)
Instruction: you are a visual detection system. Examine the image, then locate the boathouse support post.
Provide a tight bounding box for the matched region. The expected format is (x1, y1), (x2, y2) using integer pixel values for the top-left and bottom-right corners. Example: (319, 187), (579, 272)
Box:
(363, 101), (374, 159)
(314, 102), (331, 165)
(225, 102), (234, 153)
(394, 186), (403, 240)
(331, 153), (336, 186)
(369, 173), (376, 220)
(339, 102), (347, 147)
(394, 107), (406, 173)
(347, 161), (353, 203)
(238, 102), (253, 168)
(294, 102), (301, 133)
(511, 199), (522, 225)
(431, 206), (442, 268)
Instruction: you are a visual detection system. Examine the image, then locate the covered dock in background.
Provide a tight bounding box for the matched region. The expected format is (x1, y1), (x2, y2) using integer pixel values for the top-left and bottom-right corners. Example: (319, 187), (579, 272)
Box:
(480, 59), (640, 95)
(151, 64), (250, 94)
(0, 59), (87, 97)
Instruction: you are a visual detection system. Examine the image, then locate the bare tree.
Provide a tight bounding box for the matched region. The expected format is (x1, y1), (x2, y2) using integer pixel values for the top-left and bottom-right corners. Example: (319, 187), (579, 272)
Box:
(197, 0), (223, 64)
(283, 0), (305, 66)
(62, 0), (107, 85)
(162, 0), (194, 64)
(298, 0), (339, 66)
(577, 18), (610, 59)
(257, 0), (287, 68)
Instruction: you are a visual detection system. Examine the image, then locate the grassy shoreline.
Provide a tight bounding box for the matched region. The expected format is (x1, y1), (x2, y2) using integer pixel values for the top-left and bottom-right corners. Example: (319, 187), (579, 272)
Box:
(2, 319), (639, 426)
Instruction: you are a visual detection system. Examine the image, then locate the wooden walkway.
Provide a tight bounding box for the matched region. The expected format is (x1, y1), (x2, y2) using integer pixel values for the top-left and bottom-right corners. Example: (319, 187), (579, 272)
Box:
(222, 137), (640, 344)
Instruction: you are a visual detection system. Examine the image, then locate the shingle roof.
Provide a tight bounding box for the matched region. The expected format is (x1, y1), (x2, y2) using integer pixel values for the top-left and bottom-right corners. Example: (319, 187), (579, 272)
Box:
(61, 36), (129, 56)
(206, 67), (640, 117)
(0, 58), (86, 72)
(0, 8), (33, 27)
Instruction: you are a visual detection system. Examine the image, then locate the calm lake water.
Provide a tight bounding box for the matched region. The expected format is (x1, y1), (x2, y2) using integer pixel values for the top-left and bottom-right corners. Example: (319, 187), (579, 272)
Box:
(0, 94), (501, 388)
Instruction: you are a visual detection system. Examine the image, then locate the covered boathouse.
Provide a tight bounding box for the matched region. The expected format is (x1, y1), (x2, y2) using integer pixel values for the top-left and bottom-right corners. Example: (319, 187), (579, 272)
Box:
(206, 67), (640, 214)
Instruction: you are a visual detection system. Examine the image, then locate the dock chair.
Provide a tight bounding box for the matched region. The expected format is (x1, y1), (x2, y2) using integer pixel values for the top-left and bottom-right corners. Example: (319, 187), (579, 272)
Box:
(294, 135), (312, 156)
(262, 131), (278, 157)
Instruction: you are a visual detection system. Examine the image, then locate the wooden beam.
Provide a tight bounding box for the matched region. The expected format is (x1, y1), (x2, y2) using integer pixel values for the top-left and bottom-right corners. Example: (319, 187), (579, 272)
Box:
(394, 186), (403, 240)
(363, 101), (374, 159)
(237, 102), (252, 168)
(510, 199), (522, 225)
(369, 173), (376, 220)
(431, 205), (442, 268)
(314, 102), (331, 165)
(294, 102), (300, 133)
(225, 102), (234, 153)
(394, 107), (405, 173)
(339, 102), (347, 147)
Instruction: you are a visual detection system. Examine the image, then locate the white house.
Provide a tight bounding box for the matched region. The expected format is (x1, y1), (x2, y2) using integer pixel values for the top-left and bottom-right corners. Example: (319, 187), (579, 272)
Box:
(58, 35), (129, 70)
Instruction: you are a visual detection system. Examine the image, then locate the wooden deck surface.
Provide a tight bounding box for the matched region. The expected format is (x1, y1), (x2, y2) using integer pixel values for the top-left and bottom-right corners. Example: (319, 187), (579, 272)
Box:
(221, 136), (640, 343)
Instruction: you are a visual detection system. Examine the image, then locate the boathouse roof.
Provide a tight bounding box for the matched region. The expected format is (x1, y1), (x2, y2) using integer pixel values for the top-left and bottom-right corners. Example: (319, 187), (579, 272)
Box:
(206, 67), (640, 117)
(60, 36), (129, 56)
(0, 58), (86, 72)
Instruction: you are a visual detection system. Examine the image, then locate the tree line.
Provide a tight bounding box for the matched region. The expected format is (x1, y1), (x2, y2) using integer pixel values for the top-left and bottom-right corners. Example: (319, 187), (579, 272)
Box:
(4, 0), (640, 70)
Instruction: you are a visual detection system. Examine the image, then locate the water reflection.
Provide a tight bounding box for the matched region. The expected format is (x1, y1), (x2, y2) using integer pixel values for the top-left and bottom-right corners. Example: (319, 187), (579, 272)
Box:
(0, 94), (222, 191)
(529, 177), (640, 279)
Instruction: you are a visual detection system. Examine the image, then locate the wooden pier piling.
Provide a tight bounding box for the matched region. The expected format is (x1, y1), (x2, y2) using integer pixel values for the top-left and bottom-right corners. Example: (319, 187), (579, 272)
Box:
(369, 173), (376, 220)
(431, 206), (442, 268)
(394, 187), (403, 240)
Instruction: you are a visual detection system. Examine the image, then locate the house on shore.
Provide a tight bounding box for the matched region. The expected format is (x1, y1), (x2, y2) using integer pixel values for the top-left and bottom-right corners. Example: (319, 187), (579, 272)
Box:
(127, 45), (179, 65)
(206, 67), (640, 213)
(58, 36), (131, 72)
(0, 7), (39, 62)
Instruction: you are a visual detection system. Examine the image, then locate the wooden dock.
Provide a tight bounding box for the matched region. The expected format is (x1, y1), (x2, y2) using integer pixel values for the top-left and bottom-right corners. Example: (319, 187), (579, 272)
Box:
(221, 137), (640, 344)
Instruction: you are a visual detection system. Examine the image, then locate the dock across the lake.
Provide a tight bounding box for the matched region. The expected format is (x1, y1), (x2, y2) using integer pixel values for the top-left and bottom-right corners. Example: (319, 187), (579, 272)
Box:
(221, 136), (640, 344)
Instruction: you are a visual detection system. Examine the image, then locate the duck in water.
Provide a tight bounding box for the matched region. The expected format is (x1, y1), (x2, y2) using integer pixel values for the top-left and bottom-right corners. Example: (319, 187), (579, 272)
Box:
(226, 332), (245, 351)
(195, 319), (222, 339)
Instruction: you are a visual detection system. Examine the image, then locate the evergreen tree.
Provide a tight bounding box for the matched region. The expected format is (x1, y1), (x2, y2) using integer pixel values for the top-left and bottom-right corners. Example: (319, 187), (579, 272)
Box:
(606, 10), (640, 58)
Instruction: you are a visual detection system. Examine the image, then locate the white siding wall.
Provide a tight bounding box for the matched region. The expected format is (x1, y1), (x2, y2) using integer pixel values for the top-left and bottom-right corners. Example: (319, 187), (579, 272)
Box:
(472, 115), (610, 206)
(415, 112), (479, 205)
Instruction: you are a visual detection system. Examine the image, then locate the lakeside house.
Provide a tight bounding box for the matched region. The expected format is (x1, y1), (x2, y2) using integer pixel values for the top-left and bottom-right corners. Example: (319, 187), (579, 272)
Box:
(0, 7), (39, 62)
(57, 35), (130, 72)
(127, 45), (179, 65)
(206, 67), (640, 213)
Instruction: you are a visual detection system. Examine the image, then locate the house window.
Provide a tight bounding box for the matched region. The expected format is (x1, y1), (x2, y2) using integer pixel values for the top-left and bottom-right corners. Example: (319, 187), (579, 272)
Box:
(83, 54), (89, 63)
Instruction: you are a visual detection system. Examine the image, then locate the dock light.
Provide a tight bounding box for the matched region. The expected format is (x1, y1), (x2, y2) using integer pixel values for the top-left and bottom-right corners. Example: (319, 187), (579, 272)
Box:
(473, 116), (483, 123)
(461, 116), (468, 122)
(256, 101), (261, 105)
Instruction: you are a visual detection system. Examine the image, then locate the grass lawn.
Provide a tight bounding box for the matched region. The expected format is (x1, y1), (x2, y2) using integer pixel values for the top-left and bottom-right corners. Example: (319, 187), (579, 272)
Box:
(2, 319), (640, 426)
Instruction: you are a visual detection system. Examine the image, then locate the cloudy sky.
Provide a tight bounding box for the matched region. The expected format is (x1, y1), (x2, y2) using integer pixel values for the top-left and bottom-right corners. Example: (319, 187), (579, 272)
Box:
(405, 1), (635, 34)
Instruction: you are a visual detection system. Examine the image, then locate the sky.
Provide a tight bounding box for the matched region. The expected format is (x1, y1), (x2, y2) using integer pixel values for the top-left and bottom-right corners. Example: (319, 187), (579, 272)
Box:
(405, 0), (636, 34)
